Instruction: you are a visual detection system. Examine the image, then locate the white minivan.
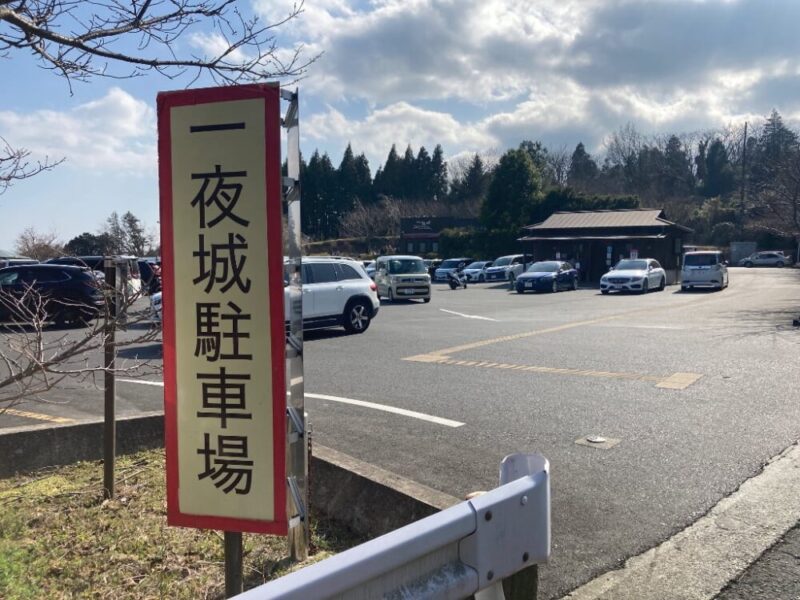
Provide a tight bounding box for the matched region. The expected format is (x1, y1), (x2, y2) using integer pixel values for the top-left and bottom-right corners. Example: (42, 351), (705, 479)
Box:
(681, 251), (729, 291)
(374, 255), (431, 302)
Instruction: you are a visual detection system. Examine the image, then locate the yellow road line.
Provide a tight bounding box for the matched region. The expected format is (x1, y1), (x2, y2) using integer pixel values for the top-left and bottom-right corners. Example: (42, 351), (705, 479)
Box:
(407, 284), (759, 362)
(1, 408), (75, 424)
(408, 314), (628, 360)
(655, 372), (704, 390)
(404, 354), (703, 388)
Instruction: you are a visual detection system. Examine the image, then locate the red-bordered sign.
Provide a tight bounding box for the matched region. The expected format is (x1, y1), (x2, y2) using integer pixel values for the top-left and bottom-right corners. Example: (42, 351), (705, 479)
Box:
(158, 84), (286, 535)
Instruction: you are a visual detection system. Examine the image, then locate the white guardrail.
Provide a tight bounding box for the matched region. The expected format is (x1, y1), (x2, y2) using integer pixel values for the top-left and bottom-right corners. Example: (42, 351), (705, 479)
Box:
(235, 453), (550, 600)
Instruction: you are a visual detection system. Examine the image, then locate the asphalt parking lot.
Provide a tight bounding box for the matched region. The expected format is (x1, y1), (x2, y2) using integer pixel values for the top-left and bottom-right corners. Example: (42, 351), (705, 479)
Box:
(2, 267), (799, 598)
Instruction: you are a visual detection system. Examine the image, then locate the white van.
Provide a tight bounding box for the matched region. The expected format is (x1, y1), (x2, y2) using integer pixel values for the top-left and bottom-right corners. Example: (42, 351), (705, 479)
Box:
(681, 251), (729, 291)
(375, 255), (431, 302)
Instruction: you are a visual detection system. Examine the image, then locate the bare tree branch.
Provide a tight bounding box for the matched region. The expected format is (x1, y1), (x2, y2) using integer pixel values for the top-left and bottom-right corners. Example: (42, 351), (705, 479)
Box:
(0, 1), (318, 87)
(0, 136), (64, 195)
(0, 280), (161, 410)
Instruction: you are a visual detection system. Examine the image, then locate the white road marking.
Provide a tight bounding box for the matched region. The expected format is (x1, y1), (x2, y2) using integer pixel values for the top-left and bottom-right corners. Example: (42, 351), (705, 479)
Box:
(118, 378), (164, 386)
(305, 393), (465, 428)
(117, 379), (465, 428)
(439, 308), (499, 322)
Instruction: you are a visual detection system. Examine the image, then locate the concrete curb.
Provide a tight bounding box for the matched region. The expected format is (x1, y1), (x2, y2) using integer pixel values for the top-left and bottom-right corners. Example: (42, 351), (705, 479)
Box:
(0, 413), (458, 538)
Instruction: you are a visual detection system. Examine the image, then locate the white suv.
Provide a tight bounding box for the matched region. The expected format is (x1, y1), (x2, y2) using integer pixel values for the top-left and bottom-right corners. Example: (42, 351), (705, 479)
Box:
(484, 254), (527, 282)
(284, 257), (380, 334)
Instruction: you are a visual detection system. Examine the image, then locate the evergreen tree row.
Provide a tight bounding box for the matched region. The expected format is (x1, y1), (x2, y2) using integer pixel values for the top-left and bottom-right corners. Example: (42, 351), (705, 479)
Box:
(300, 109), (800, 246)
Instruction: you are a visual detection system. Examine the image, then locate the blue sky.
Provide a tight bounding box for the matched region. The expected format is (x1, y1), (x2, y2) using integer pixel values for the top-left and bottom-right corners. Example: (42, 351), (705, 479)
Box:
(3, 0), (800, 250)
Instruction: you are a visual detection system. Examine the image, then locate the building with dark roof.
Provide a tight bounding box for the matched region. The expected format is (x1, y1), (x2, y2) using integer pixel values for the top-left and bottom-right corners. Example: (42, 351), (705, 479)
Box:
(518, 209), (692, 283)
(399, 217), (479, 256)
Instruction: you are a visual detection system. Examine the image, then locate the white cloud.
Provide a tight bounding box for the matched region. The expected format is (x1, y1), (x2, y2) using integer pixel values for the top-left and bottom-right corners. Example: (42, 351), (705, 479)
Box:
(304, 101), (496, 168)
(0, 87), (155, 173)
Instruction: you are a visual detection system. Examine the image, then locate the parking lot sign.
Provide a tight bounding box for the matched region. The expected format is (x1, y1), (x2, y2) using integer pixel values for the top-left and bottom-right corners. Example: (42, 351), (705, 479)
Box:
(158, 84), (286, 534)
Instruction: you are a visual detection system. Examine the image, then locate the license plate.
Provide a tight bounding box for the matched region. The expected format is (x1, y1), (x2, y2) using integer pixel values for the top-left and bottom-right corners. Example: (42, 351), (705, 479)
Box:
(525, 282), (533, 288)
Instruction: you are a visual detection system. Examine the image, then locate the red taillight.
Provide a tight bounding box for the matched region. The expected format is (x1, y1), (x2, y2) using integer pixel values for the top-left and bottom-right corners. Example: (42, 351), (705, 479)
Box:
(369, 282), (377, 291)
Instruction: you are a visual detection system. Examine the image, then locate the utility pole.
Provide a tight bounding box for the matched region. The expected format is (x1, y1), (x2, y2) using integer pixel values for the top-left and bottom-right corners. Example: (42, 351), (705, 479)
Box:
(739, 121), (748, 237)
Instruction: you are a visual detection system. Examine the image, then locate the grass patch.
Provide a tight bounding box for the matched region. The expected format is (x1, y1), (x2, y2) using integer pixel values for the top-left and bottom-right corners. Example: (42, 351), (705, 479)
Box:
(0, 450), (365, 599)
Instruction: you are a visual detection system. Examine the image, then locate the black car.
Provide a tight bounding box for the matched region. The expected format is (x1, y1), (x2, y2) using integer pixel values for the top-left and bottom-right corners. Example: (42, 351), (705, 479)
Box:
(0, 265), (106, 326)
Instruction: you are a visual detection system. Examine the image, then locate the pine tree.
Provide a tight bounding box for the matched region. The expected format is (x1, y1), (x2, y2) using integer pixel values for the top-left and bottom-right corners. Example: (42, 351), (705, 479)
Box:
(702, 140), (735, 198)
(122, 211), (149, 256)
(400, 145), (416, 199)
(567, 142), (598, 190)
(430, 145), (448, 201)
(104, 211), (128, 255)
(375, 145), (402, 198)
(353, 153), (373, 204)
(462, 154), (487, 201)
(481, 149), (543, 231)
(415, 146), (432, 199)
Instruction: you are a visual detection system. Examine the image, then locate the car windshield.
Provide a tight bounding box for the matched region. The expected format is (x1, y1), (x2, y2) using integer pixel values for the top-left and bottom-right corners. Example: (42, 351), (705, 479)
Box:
(615, 260), (648, 271)
(388, 259), (426, 274)
(493, 256), (513, 266)
(440, 259), (465, 268)
(684, 254), (720, 267)
(465, 262), (487, 269)
(527, 262), (559, 273)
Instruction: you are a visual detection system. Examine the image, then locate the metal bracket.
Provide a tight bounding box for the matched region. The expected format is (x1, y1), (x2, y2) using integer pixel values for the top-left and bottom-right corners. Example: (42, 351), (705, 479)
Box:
(286, 333), (302, 357)
(283, 176), (298, 190)
(287, 476), (307, 523)
(287, 407), (305, 444)
(459, 471), (550, 589)
(281, 89), (299, 129)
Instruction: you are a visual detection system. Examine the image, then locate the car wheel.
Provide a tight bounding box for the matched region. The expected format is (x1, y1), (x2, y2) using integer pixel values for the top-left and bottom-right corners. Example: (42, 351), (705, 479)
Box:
(640, 279), (649, 294)
(423, 297), (431, 303)
(571, 278), (578, 291)
(681, 286), (688, 292)
(601, 289), (609, 295)
(516, 287), (524, 294)
(745, 261), (753, 268)
(777, 261), (784, 268)
(551, 280), (558, 293)
(658, 277), (666, 291)
(388, 288), (394, 302)
(343, 301), (371, 334)
(479, 274), (485, 282)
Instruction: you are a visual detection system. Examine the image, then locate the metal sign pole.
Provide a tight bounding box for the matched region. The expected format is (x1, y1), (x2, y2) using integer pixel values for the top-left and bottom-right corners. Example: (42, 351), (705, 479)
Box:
(282, 87), (308, 561)
(225, 532), (244, 597)
(102, 258), (117, 499)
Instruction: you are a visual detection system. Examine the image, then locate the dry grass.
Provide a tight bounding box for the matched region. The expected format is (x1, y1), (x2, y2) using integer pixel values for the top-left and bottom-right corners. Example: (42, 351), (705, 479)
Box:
(0, 450), (364, 599)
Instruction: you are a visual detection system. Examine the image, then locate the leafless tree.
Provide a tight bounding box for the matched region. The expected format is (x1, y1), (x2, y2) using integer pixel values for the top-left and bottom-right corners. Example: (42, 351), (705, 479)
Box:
(755, 152), (800, 239)
(0, 281), (161, 410)
(546, 145), (571, 187)
(14, 227), (64, 260)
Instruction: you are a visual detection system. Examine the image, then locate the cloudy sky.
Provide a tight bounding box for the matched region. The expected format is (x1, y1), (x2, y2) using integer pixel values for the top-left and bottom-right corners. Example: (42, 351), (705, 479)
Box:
(2, 0), (800, 250)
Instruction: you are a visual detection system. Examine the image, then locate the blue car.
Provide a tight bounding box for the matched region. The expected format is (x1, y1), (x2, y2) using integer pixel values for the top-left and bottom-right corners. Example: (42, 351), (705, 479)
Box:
(515, 261), (579, 293)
